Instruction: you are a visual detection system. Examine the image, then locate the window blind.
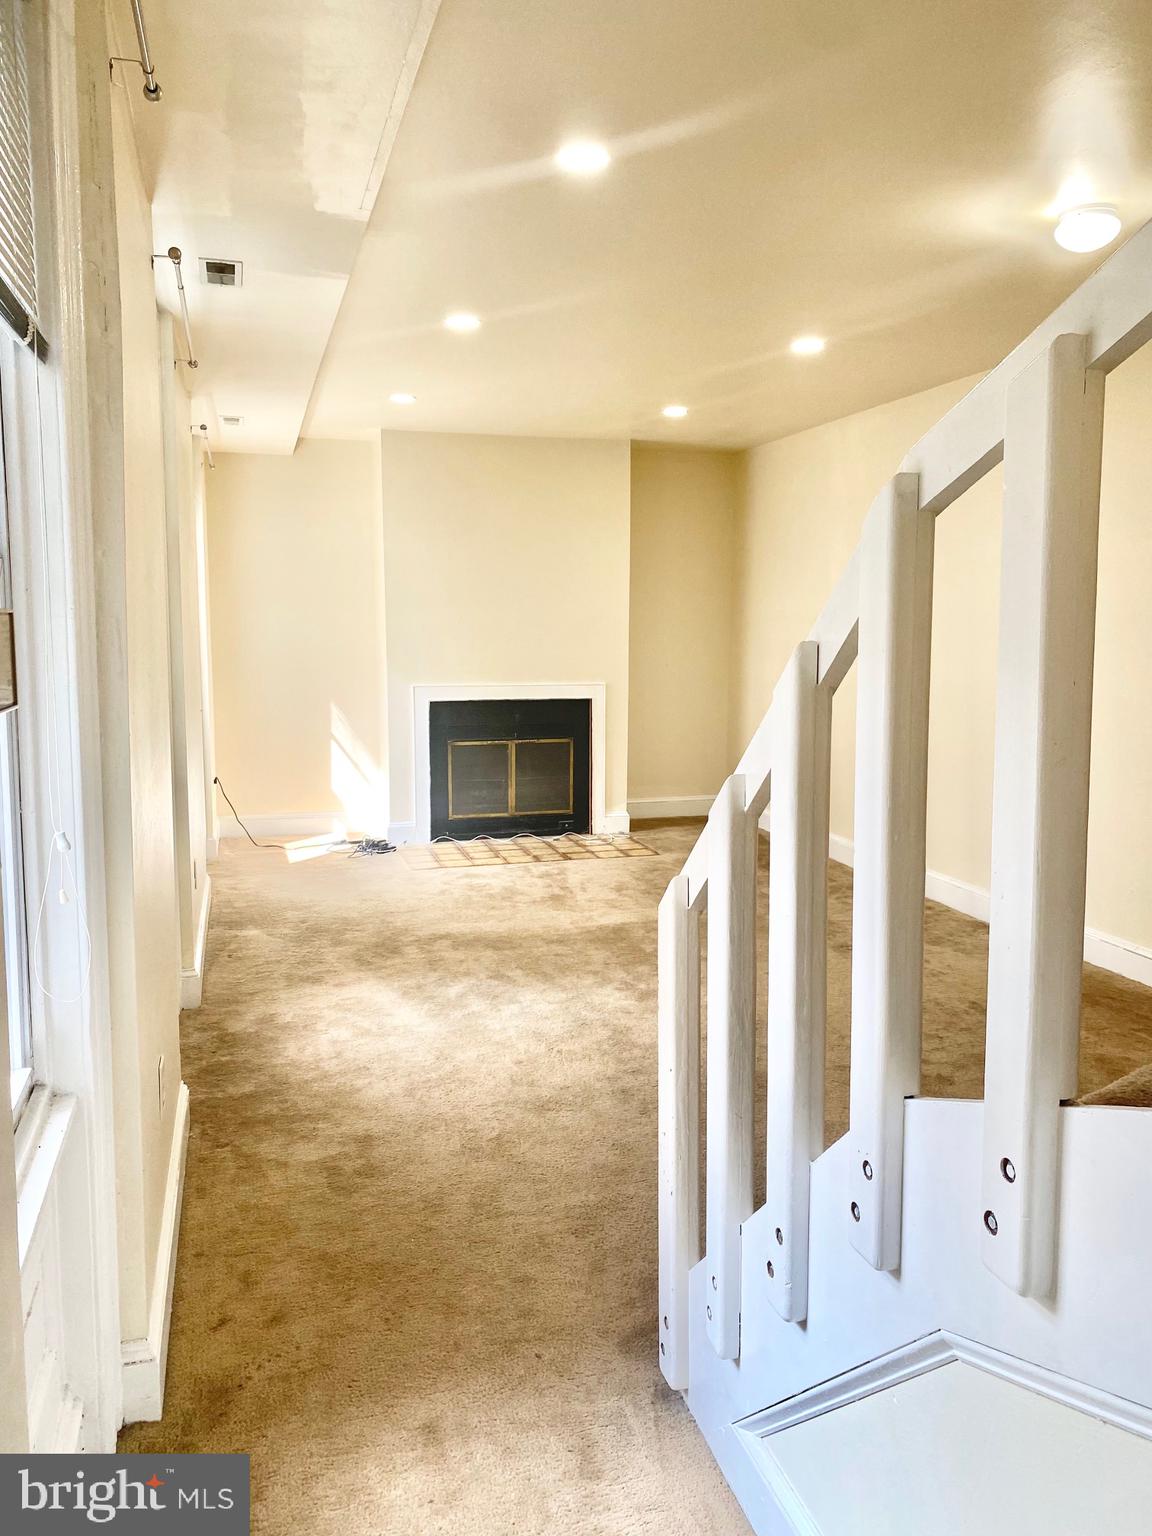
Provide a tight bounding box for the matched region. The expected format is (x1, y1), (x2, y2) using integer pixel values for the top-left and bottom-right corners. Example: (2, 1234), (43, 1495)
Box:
(0, 0), (38, 343)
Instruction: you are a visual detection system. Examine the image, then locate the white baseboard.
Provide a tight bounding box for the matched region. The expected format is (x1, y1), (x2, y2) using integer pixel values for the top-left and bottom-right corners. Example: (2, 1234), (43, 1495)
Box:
(628, 795), (714, 819)
(121, 1081), (190, 1424)
(827, 833), (1152, 988)
(828, 831), (854, 868)
(387, 822), (417, 846)
(600, 810), (631, 835)
(1082, 928), (1152, 987)
(206, 834), (219, 863)
(179, 876), (212, 1010)
(218, 812), (348, 841)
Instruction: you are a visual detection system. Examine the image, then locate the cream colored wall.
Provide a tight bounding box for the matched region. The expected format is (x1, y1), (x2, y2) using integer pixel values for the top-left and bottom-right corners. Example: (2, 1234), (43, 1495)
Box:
(628, 445), (739, 805)
(733, 348), (1152, 952)
(207, 439), (388, 830)
(109, 76), (184, 1340)
(379, 431), (632, 829)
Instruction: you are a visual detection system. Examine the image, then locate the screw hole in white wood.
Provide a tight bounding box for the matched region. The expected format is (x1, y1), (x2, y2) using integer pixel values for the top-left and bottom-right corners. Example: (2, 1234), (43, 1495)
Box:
(984, 1209), (999, 1235)
(767, 1260), (775, 1279)
(1000, 1157), (1016, 1183)
(774, 1227), (784, 1245)
(862, 1159), (873, 1180)
(850, 1202), (861, 1222)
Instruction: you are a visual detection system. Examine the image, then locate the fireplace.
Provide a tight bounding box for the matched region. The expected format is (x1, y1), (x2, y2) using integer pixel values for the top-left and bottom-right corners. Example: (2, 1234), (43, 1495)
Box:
(429, 697), (592, 840)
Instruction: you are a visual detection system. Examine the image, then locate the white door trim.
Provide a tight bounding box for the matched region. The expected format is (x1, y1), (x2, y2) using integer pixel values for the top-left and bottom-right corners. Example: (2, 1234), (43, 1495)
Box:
(407, 682), (613, 843)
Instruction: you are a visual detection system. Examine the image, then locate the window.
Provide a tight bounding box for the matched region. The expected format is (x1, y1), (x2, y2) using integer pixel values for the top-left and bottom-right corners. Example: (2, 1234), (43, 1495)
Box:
(0, 0), (37, 1121)
(0, 376), (31, 1121)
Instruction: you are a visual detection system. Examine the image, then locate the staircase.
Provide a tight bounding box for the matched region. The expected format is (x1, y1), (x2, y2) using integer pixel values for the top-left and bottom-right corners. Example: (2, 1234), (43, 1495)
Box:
(657, 223), (1152, 1533)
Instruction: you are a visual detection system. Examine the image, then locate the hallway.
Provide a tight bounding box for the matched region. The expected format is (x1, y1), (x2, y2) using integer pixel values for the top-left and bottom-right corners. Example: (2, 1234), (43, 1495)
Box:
(119, 829), (749, 1534)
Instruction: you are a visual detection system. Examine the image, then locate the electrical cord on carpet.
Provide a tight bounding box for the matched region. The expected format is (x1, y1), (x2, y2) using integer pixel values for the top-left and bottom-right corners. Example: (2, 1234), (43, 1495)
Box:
(213, 776), (276, 847)
(213, 776), (396, 857)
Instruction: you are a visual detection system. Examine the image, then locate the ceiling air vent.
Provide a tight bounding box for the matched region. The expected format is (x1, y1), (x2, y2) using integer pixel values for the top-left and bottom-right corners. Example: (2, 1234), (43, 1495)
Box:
(220, 415), (243, 427)
(200, 257), (243, 287)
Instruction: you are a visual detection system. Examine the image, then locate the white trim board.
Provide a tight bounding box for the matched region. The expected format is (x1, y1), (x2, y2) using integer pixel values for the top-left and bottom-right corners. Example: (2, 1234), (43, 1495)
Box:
(121, 1082), (190, 1424)
(179, 876), (212, 1010)
(409, 682), (622, 843)
(736, 1330), (1152, 1536)
(827, 833), (1152, 989)
(628, 795), (714, 819)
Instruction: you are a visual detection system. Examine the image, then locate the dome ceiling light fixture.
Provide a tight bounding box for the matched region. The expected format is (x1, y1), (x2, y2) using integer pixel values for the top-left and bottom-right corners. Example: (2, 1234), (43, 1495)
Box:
(1053, 204), (1121, 254)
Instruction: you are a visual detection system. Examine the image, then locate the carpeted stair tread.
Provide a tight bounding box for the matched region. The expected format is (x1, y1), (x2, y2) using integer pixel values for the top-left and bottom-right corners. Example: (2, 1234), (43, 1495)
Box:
(1076, 1063), (1152, 1108)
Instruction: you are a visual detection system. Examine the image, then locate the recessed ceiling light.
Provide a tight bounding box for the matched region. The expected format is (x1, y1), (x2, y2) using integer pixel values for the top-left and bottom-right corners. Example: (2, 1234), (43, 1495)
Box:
(790, 335), (826, 356)
(1053, 204), (1121, 253)
(554, 139), (612, 176)
(389, 392), (417, 405)
(444, 311), (481, 333)
(662, 404), (689, 420)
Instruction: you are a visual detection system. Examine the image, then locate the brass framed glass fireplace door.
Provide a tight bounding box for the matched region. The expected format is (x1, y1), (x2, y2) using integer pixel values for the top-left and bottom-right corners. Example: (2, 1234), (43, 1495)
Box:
(429, 699), (591, 839)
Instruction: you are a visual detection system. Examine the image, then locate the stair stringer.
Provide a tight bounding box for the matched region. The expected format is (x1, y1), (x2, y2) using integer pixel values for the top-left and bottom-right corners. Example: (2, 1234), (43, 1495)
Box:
(683, 1097), (1152, 1534)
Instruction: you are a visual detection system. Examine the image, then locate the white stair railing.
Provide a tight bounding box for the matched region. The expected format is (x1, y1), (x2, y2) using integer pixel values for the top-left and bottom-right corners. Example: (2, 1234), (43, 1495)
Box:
(702, 774), (756, 1361)
(980, 332), (1106, 1298)
(847, 472), (935, 1273)
(657, 218), (1152, 1395)
(657, 872), (700, 1388)
(763, 640), (828, 1323)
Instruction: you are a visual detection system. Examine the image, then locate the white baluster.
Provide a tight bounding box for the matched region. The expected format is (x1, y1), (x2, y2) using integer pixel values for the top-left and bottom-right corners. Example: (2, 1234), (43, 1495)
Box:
(764, 641), (829, 1321)
(705, 773), (756, 1359)
(848, 472), (933, 1271)
(981, 333), (1105, 1296)
(658, 874), (700, 1389)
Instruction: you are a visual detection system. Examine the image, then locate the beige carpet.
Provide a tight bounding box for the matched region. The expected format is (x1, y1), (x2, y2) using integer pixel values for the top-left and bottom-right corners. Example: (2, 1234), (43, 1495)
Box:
(120, 821), (1152, 1533)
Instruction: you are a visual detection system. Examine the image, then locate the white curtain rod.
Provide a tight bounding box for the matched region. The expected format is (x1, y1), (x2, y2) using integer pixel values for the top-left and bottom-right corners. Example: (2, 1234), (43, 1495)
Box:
(110, 0), (162, 101)
(152, 247), (199, 370)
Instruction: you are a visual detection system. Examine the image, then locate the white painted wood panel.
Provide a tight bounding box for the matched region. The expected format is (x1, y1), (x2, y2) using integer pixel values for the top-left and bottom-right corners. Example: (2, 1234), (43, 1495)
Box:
(764, 643), (826, 1323)
(685, 1100), (1152, 1536)
(704, 774), (757, 1360)
(658, 875), (700, 1390)
(980, 333), (1105, 1297)
(847, 473), (934, 1271)
(760, 1359), (1152, 1536)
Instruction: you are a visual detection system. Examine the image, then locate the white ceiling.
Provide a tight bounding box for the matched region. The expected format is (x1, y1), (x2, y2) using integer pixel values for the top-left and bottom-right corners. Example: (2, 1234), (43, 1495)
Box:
(116, 0), (441, 454)
(125, 0), (1152, 454)
(303, 0), (1152, 448)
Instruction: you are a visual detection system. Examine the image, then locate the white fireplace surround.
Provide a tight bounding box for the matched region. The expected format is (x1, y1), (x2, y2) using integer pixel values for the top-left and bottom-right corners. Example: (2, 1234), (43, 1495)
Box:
(401, 682), (623, 845)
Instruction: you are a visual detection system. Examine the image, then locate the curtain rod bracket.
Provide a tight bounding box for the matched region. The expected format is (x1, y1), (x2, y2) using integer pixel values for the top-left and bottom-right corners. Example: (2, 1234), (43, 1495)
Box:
(109, 57), (162, 102)
(109, 1), (162, 100)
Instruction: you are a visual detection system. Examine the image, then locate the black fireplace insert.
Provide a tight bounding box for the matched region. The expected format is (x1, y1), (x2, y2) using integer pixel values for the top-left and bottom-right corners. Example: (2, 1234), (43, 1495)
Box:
(429, 697), (592, 841)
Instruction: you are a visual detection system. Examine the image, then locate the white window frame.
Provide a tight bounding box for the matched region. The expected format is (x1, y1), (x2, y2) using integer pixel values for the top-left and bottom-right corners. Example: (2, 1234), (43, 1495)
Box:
(0, 0), (124, 1453)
